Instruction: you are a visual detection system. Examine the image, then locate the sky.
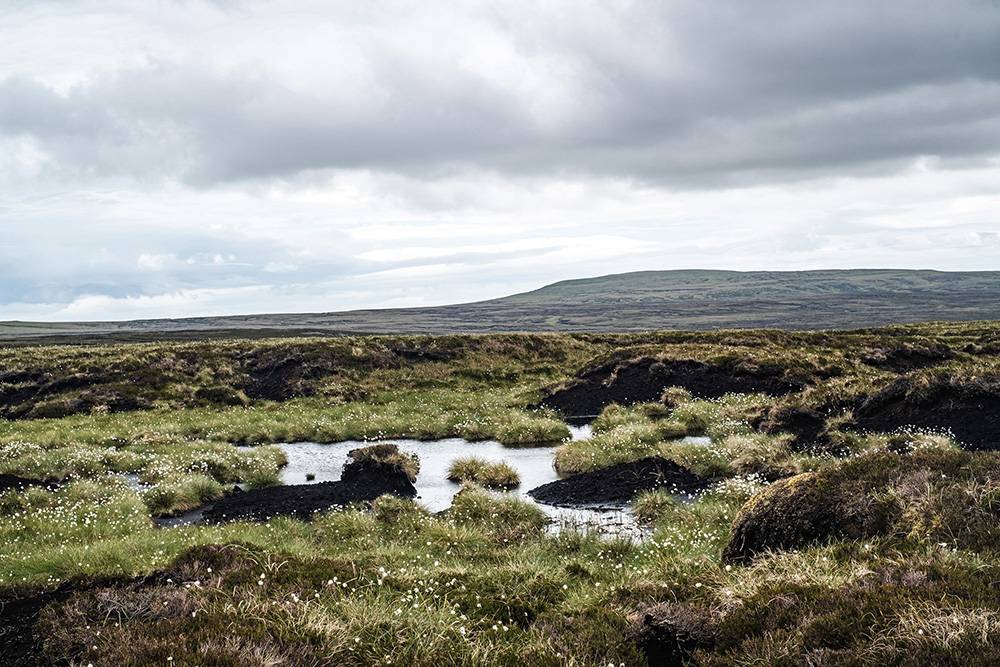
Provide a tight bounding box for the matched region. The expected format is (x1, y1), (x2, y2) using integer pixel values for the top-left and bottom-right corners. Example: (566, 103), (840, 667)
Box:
(1, 0), (999, 321)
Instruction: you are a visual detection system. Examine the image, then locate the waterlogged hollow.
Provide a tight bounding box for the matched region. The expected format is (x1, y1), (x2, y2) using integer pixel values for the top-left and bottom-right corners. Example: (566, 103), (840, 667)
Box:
(261, 437), (650, 534)
(234, 427), (707, 537)
(159, 427), (709, 537)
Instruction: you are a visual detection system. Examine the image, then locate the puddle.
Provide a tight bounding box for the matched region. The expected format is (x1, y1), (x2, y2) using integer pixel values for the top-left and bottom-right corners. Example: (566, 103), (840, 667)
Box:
(155, 506), (210, 528)
(121, 473), (145, 491)
(159, 425), (702, 538)
(233, 438), (641, 536)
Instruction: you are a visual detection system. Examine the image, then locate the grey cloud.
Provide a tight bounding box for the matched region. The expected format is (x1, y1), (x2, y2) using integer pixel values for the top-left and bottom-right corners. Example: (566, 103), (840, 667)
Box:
(0, 219), (363, 305)
(1, 1), (998, 189)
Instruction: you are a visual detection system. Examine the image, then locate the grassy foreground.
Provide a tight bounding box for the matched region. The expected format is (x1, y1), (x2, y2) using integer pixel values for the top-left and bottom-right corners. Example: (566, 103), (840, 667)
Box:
(2, 323), (1000, 665)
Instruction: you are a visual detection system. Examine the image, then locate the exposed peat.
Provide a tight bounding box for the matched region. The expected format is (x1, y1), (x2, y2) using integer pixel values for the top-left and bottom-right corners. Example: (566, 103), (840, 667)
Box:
(539, 357), (806, 420)
(527, 456), (709, 507)
(852, 375), (1000, 450)
(201, 446), (417, 523)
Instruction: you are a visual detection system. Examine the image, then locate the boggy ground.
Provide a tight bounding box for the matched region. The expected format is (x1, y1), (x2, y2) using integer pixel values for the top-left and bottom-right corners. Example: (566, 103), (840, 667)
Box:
(529, 457), (710, 507)
(3, 321), (1000, 665)
(202, 444), (419, 523)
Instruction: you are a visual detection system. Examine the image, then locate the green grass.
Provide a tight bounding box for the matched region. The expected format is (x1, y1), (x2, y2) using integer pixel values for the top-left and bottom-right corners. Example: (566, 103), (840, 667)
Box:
(6, 269), (1000, 340)
(447, 457), (521, 489)
(2, 323), (1000, 664)
(0, 390), (570, 449)
(142, 474), (225, 516)
(554, 397), (777, 476)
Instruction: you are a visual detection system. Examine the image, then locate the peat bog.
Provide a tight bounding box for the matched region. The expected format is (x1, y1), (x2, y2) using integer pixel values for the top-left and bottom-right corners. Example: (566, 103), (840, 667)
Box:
(3, 322), (1000, 664)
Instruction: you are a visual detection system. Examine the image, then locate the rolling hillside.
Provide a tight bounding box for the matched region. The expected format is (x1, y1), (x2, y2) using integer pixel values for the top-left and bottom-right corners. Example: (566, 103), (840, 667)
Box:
(3, 269), (1000, 343)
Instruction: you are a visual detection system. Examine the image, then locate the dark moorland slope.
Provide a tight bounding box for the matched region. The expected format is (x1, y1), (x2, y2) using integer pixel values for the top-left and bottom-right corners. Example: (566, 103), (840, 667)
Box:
(3, 269), (1000, 343)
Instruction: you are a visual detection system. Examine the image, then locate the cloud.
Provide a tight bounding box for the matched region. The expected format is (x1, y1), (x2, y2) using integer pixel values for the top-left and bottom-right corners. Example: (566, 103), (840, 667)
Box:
(1, 1), (999, 188)
(0, 1), (999, 321)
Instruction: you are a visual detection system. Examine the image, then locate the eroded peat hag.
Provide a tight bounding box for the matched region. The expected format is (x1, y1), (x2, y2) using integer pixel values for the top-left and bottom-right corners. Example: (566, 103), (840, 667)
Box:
(538, 356), (811, 421)
(3, 323), (1000, 665)
(201, 444), (417, 523)
(528, 457), (710, 507)
(851, 373), (1000, 450)
(0, 335), (590, 422)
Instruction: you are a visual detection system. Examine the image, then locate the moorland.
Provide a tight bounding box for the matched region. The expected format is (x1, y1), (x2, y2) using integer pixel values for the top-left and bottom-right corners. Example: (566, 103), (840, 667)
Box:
(2, 321), (1000, 665)
(5, 269), (1000, 343)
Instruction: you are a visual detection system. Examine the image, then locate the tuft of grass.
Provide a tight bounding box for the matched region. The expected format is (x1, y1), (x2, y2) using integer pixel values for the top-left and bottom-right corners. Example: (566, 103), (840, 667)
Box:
(555, 403), (689, 474)
(632, 488), (680, 523)
(447, 457), (520, 489)
(242, 467), (281, 489)
(448, 485), (547, 542)
(142, 474), (224, 516)
(347, 443), (421, 482)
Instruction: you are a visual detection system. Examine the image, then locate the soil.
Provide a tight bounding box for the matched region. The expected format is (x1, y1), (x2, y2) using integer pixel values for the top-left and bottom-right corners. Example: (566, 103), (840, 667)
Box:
(753, 405), (832, 451)
(240, 351), (336, 401)
(852, 377), (1000, 450)
(858, 343), (955, 372)
(631, 602), (717, 667)
(527, 457), (709, 507)
(0, 576), (141, 666)
(1, 587), (66, 665)
(0, 474), (57, 494)
(539, 357), (806, 419)
(202, 462), (416, 523)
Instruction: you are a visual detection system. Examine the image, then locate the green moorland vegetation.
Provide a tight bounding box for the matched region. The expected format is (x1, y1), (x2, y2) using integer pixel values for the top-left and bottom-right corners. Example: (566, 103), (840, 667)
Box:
(447, 457), (521, 489)
(5, 269), (1000, 339)
(2, 322), (1000, 664)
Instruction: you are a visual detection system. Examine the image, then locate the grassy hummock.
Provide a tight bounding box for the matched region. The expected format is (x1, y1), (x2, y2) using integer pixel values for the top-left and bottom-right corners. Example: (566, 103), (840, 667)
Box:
(447, 457), (521, 489)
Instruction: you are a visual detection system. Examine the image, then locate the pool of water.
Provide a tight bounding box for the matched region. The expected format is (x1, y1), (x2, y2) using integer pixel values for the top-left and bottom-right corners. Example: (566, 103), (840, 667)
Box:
(275, 439), (558, 505)
(256, 437), (647, 536)
(160, 426), (709, 537)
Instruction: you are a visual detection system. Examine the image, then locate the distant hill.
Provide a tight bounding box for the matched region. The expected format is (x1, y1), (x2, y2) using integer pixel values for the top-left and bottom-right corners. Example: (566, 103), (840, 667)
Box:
(3, 269), (1000, 343)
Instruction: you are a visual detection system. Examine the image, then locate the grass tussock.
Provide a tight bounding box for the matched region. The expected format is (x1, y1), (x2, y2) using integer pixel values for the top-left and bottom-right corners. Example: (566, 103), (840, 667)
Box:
(447, 457), (520, 489)
(142, 474), (224, 516)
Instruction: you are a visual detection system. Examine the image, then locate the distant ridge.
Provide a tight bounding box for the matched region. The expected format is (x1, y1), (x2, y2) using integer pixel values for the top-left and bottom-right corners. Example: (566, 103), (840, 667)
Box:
(3, 269), (1000, 344)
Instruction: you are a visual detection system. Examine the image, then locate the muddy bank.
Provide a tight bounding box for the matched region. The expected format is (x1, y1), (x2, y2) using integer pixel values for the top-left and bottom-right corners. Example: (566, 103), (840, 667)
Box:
(202, 445), (417, 523)
(239, 342), (459, 401)
(528, 457), (709, 507)
(1, 575), (144, 667)
(539, 357), (806, 419)
(0, 585), (66, 665)
(852, 375), (1000, 450)
(0, 474), (57, 494)
(752, 404), (836, 452)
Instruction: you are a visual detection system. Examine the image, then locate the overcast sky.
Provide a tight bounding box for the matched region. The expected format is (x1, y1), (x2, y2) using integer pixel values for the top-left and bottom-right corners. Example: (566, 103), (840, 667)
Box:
(2, 0), (999, 321)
